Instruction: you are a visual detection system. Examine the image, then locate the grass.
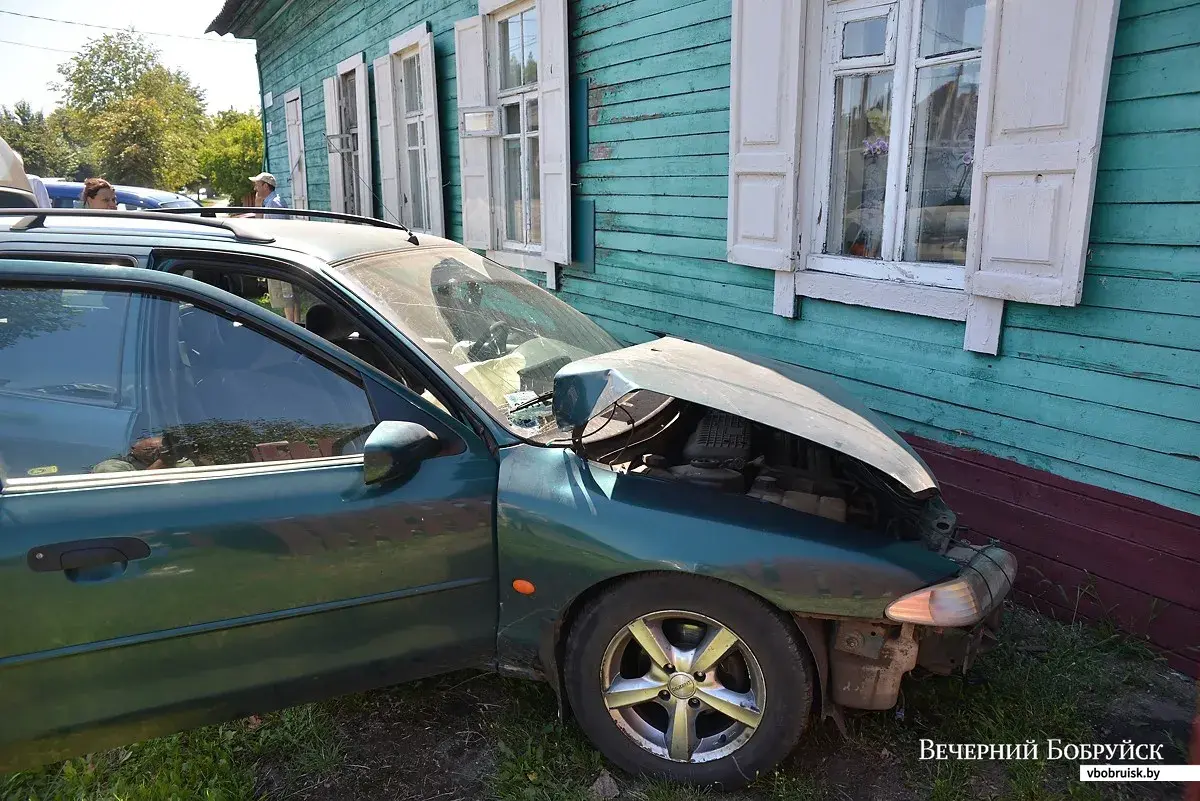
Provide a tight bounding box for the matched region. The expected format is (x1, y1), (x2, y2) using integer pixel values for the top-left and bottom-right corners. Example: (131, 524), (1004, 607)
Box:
(3, 607), (1189, 801)
(3, 705), (341, 801)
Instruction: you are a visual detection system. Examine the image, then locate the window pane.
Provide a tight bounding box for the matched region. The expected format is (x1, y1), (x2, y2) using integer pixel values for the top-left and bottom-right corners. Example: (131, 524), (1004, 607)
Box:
(504, 103), (522, 135)
(499, 16), (522, 90)
(828, 72), (893, 260)
(463, 110), (496, 133)
(528, 135), (541, 245)
(144, 297), (376, 469)
(504, 138), (524, 241)
(842, 16), (888, 58)
(522, 7), (539, 84)
(904, 60), (980, 265)
(0, 288), (127, 402)
(0, 287), (132, 478)
(261, 278), (320, 324)
(402, 54), (422, 113)
(527, 98), (539, 132)
(919, 0), (985, 56)
(409, 146), (427, 231)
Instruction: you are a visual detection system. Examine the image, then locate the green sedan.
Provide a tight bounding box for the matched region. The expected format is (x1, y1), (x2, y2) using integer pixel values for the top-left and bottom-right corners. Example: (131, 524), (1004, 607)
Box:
(0, 209), (1015, 787)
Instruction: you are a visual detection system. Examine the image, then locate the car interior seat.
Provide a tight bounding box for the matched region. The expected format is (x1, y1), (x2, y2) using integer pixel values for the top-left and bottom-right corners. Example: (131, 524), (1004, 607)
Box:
(304, 303), (412, 386)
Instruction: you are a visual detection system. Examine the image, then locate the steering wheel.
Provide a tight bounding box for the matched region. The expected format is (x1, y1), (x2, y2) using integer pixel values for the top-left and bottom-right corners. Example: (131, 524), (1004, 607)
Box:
(467, 320), (509, 361)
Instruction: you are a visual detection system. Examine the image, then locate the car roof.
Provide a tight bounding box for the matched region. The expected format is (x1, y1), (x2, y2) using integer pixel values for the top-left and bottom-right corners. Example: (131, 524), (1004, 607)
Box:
(0, 213), (464, 266)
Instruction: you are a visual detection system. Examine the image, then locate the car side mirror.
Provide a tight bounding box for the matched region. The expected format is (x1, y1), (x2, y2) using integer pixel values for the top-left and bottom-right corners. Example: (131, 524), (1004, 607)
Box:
(363, 421), (440, 486)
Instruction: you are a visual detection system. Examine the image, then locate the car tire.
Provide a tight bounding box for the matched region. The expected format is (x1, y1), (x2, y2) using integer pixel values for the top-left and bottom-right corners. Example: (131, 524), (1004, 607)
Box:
(563, 573), (813, 789)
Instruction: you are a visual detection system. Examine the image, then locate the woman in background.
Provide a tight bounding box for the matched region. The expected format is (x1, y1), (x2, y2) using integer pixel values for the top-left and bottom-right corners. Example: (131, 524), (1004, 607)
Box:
(81, 177), (117, 210)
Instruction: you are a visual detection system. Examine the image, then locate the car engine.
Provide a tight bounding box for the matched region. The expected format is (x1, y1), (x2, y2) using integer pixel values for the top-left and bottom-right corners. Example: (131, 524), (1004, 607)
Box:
(600, 404), (956, 547)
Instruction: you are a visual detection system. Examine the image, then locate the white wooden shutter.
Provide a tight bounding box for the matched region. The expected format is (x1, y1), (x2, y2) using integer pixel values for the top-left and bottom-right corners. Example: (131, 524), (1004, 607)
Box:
(418, 30), (446, 237)
(323, 76), (345, 214)
(353, 61), (374, 218)
(374, 54), (402, 224)
(966, 0), (1119, 309)
(538, 0), (571, 264)
(726, 0), (805, 271)
(455, 16), (493, 250)
(284, 93), (308, 209)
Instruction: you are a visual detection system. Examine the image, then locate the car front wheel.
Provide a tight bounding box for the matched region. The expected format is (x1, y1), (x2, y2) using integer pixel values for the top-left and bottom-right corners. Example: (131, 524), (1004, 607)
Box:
(564, 574), (813, 788)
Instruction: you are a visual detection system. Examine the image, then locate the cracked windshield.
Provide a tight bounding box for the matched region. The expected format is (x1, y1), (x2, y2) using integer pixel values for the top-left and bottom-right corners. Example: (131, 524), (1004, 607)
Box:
(338, 248), (619, 437)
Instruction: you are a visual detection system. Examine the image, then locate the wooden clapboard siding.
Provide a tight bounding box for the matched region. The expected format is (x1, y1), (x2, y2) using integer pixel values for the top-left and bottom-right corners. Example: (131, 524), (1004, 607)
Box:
(561, 0), (1200, 522)
(255, 0), (476, 242)
(910, 435), (1200, 676)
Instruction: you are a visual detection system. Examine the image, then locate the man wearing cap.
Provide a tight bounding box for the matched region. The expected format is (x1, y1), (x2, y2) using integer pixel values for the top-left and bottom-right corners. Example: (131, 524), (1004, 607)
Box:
(250, 172), (288, 219)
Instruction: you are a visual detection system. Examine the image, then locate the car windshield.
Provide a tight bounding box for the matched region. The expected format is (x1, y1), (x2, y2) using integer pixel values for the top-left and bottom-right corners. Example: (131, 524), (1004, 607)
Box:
(337, 248), (621, 437)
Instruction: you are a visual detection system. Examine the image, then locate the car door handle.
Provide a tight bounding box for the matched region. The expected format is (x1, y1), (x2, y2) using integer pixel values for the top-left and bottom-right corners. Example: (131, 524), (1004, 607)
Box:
(27, 537), (152, 573)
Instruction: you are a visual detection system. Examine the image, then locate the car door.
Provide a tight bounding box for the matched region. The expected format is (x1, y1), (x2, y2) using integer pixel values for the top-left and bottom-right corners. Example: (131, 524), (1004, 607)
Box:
(0, 261), (498, 771)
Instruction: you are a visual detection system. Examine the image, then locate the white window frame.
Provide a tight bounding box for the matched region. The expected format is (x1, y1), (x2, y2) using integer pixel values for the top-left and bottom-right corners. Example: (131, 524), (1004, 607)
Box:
(489, 0), (542, 256)
(375, 23), (446, 235)
(283, 87), (308, 209)
(457, 0), (570, 290)
(808, 0), (979, 292)
(324, 53), (372, 217)
(728, 0), (1119, 353)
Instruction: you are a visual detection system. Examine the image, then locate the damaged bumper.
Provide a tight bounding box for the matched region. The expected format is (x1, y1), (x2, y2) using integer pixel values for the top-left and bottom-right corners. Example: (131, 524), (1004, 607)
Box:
(814, 544), (1016, 711)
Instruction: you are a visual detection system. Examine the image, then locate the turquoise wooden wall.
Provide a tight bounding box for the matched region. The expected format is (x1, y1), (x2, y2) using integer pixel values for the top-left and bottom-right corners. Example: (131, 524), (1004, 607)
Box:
(254, 0), (477, 242)
(252, 0), (1200, 517)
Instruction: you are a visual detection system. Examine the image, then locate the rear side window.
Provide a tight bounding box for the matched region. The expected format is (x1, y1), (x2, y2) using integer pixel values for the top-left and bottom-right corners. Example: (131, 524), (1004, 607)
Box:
(0, 287), (129, 404)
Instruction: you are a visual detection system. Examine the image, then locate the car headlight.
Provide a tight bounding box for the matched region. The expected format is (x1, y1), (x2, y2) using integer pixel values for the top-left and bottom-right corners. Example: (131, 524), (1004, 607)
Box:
(885, 547), (1017, 627)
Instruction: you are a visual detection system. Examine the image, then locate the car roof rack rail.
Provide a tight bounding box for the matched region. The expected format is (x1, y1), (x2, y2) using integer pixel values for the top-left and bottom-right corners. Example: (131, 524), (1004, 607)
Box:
(0, 208), (276, 244)
(155, 207), (421, 244)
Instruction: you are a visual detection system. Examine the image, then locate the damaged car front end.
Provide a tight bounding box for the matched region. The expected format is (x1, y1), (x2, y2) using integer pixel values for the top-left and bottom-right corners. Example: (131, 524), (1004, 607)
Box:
(506, 336), (1018, 716)
(340, 247), (1015, 782)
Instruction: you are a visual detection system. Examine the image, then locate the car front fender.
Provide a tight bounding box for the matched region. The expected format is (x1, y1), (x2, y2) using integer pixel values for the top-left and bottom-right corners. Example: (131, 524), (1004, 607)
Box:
(494, 445), (958, 681)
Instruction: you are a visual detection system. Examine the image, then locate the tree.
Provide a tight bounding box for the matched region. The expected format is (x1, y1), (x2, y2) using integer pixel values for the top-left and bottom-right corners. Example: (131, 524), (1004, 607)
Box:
(198, 110), (263, 201)
(96, 96), (169, 187)
(127, 66), (208, 190)
(53, 31), (159, 118)
(53, 31), (208, 190)
(0, 101), (76, 177)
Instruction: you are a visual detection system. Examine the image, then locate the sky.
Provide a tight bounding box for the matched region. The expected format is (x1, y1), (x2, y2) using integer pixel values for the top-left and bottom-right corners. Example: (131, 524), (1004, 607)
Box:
(0, 0), (260, 116)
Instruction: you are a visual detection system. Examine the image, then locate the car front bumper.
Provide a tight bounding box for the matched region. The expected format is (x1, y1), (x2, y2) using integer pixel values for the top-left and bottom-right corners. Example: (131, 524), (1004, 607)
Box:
(816, 544), (1015, 711)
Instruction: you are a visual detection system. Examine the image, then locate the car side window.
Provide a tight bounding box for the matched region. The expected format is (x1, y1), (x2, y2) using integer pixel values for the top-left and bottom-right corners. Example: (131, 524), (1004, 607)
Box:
(134, 295), (377, 471)
(0, 285), (377, 480)
(0, 287), (129, 405)
(173, 264), (457, 417)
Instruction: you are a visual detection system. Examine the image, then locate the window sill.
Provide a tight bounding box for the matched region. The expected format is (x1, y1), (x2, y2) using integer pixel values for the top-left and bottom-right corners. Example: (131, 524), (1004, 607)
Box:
(486, 249), (557, 290)
(783, 268), (1004, 355)
(806, 254), (965, 290)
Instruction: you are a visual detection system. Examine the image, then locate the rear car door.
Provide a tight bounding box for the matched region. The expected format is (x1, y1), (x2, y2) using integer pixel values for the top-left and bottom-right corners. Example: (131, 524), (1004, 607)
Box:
(0, 261), (498, 771)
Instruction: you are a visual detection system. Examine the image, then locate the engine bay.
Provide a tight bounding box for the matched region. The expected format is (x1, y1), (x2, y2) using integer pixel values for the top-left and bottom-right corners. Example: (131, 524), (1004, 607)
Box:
(590, 398), (957, 549)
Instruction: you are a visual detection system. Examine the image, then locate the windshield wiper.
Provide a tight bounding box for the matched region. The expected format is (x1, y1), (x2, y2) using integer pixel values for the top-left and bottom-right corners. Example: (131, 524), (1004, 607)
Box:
(508, 391), (553, 413)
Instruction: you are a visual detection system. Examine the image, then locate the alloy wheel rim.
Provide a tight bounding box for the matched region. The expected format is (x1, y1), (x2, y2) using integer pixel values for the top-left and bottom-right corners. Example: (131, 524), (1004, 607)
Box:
(599, 610), (766, 763)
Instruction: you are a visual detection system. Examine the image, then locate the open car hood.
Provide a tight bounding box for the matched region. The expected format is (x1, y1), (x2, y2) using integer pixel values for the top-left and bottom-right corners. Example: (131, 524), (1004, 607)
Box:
(553, 337), (938, 495)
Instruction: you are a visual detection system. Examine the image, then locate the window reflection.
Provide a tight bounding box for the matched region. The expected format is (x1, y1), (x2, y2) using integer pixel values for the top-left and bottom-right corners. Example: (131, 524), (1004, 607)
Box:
(829, 72), (893, 259)
(903, 61), (980, 265)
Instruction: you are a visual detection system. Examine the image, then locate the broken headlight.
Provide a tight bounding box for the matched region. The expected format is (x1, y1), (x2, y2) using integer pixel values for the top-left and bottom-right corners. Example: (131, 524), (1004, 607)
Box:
(885, 546), (1017, 627)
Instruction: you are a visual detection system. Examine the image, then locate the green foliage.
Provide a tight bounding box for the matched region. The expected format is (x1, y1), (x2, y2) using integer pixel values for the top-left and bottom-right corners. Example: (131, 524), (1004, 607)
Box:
(53, 31), (160, 119)
(95, 95), (169, 188)
(51, 31), (208, 190)
(2, 703), (341, 801)
(198, 109), (264, 201)
(0, 101), (76, 178)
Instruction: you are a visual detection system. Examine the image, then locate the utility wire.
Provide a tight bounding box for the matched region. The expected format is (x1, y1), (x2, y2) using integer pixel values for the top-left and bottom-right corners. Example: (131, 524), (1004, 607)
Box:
(0, 37), (76, 54)
(0, 10), (254, 44)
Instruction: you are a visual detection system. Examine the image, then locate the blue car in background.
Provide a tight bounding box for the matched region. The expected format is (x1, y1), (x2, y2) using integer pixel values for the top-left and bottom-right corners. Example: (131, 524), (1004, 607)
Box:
(43, 180), (200, 210)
